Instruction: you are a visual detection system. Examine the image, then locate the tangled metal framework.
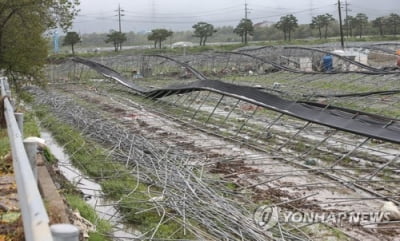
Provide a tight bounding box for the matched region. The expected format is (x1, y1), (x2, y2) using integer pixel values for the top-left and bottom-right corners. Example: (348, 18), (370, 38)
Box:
(42, 53), (400, 240)
(48, 44), (399, 86)
(72, 57), (400, 144)
(70, 56), (400, 199)
(237, 45), (400, 74)
(30, 87), (273, 240)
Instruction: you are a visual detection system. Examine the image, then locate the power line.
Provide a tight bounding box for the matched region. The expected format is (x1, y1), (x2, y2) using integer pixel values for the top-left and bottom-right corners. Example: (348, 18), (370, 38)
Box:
(123, 9), (243, 19)
(121, 8), (324, 24)
(79, 7), (244, 20)
(79, 3), (334, 21)
(250, 2), (333, 10)
(349, 4), (400, 12)
(74, 4), (338, 29)
(124, 4), (243, 16)
(76, 6), (327, 25)
(158, 4), (243, 15)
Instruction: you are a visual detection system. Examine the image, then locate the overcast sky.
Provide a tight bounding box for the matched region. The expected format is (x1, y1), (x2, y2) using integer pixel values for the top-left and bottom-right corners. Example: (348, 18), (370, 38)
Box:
(72, 0), (400, 33)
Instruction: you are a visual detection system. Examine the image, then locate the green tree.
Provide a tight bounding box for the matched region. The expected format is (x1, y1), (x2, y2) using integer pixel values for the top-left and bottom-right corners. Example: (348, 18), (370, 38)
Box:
(233, 18), (254, 44)
(372, 17), (386, 36)
(147, 29), (173, 49)
(0, 0), (79, 90)
(192, 22), (217, 46)
(105, 30), (127, 52)
(387, 13), (400, 35)
(354, 13), (368, 38)
(275, 14), (298, 41)
(310, 14), (335, 39)
(344, 16), (355, 37)
(63, 31), (81, 55)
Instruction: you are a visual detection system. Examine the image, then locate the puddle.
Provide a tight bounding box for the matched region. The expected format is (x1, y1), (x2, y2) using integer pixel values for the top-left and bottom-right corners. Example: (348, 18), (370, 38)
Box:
(40, 131), (141, 240)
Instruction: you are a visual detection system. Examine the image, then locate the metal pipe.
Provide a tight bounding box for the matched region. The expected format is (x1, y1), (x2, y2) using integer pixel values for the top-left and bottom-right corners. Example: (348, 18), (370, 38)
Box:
(205, 95), (224, 124)
(1, 80), (53, 241)
(15, 112), (24, 137)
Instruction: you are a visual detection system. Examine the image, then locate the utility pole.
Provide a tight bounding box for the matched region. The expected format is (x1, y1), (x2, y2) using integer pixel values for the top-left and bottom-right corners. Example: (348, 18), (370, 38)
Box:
(337, 0), (345, 48)
(115, 4), (124, 50)
(244, 0), (250, 19)
(345, 0), (351, 37)
(116, 4), (124, 33)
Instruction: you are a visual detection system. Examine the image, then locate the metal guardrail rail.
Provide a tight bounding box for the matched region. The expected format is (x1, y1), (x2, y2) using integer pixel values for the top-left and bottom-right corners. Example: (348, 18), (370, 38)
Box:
(0, 77), (78, 241)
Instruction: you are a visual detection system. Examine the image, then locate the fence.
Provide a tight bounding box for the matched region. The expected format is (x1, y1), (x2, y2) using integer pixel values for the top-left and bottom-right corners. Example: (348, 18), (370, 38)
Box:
(0, 77), (79, 241)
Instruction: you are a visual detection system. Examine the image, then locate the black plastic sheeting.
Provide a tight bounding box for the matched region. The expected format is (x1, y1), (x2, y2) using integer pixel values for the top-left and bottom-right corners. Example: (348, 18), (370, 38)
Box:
(304, 90), (400, 98)
(73, 57), (147, 92)
(72, 57), (400, 144)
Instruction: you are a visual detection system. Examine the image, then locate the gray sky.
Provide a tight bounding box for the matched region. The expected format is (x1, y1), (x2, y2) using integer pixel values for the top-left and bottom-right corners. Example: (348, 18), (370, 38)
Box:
(73, 0), (400, 33)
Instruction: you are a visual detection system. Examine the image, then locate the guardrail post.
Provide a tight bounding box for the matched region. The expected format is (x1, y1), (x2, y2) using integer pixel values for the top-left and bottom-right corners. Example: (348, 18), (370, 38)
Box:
(23, 140), (38, 181)
(51, 224), (80, 241)
(15, 113), (24, 137)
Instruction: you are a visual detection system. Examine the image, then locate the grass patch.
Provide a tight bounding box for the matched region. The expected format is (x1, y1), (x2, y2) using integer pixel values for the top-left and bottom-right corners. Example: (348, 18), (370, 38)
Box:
(327, 226), (351, 240)
(0, 106), (40, 158)
(65, 194), (112, 241)
(0, 97), (111, 240)
(12, 95), (112, 240)
(0, 129), (11, 173)
(0, 129), (9, 157)
(22, 111), (40, 137)
(43, 147), (57, 164)
(18, 91), (34, 104)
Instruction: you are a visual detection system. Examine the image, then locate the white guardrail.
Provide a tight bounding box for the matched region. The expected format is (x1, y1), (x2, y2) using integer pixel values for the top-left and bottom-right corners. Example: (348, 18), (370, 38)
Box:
(0, 77), (79, 241)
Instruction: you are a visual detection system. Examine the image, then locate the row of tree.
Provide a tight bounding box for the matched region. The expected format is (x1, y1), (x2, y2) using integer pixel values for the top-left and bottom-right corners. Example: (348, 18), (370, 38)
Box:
(275, 12), (400, 41)
(63, 30), (127, 53)
(105, 18), (254, 51)
(65, 19), (245, 52)
(63, 12), (400, 53)
(64, 28), (174, 52)
(356, 13), (400, 37)
(84, 18), (255, 52)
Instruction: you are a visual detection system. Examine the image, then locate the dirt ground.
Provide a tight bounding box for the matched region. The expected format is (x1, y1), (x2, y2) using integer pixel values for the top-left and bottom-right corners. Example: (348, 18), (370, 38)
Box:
(0, 162), (23, 241)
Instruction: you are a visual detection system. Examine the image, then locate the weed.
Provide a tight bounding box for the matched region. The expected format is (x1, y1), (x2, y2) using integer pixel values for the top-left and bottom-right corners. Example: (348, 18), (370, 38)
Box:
(66, 194), (112, 241)
(34, 105), (196, 239)
(43, 147), (57, 164)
